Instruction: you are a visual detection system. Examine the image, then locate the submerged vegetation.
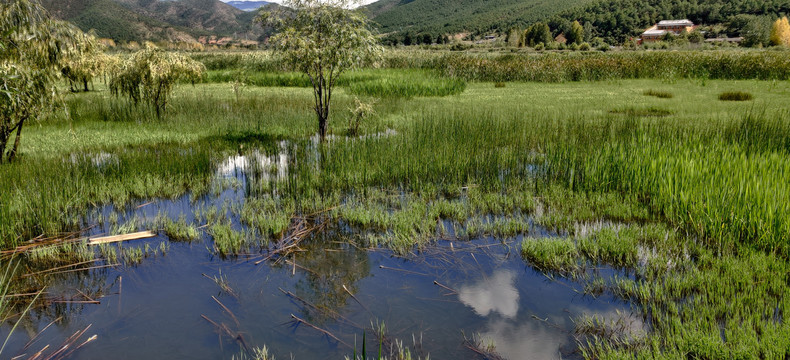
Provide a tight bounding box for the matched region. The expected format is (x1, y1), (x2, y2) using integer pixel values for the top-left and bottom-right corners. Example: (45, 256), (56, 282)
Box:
(2, 47), (790, 358)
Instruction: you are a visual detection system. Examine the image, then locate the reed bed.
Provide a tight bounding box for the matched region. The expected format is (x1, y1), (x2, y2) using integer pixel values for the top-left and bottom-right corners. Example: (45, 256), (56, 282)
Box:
(191, 50), (790, 83)
(385, 50), (790, 82)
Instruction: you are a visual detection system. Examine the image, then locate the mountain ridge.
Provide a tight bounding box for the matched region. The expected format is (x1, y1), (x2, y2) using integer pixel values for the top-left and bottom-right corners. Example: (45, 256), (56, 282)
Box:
(40, 0), (267, 43)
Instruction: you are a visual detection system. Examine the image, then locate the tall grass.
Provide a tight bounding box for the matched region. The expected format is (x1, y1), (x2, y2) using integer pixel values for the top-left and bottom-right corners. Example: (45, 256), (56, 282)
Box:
(384, 50), (790, 82)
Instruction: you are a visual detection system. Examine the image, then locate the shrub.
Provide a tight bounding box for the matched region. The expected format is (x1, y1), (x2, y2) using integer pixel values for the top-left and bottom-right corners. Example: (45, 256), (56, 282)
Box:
(643, 89), (674, 99)
(609, 107), (673, 117)
(719, 91), (753, 101)
(494, 82), (506, 88)
(450, 43), (471, 51)
(579, 42), (591, 51)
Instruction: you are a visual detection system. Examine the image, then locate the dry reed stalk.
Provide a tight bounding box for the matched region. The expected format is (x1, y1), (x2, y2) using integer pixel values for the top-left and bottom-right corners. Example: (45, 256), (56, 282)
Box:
(212, 296), (240, 328)
(290, 314), (351, 349)
(378, 265), (429, 276)
(21, 259), (102, 278)
(433, 280), (457, 295)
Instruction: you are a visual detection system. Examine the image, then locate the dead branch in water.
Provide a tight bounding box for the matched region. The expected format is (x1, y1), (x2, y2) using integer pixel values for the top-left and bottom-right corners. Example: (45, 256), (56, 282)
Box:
(462, 333), (506, 360)
(254, 216), (329, 265)
(278, 288), (360, 328)
(201, 314), (250, 353)
(25, 324), (97, 360)
(290, 314), (351, 349)
(433, 280), (457, 295)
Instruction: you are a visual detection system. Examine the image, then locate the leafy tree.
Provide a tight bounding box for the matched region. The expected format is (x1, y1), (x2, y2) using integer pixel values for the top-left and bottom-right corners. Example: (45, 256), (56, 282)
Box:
(403, 32), (413, 46)
(770, 16), (790, 47)
(261, 0), (382, 141)
(109, 44), (204, 118)
(61, 31), (120, 92)
(567, 20), (584, 45)
(504, 27), (520, 47)
(741, 16), (772, 47)
(1, 0), (79, 163)
(436, 33), (445, 44)
(422, 33), (433, 44)
(687, 29), (704, 43)
(524, 22), (552, 47)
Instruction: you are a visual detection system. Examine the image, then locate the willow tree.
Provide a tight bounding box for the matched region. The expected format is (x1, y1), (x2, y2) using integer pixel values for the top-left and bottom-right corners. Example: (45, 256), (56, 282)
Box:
(109, 44), (204, 118)
(260, 0), (382, 141)
(61, 31), (120, 92)
(1, 0), (78, 163)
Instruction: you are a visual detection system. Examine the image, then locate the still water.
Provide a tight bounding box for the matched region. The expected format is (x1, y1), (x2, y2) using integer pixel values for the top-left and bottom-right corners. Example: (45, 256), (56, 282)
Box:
(3, 148), (641, 360)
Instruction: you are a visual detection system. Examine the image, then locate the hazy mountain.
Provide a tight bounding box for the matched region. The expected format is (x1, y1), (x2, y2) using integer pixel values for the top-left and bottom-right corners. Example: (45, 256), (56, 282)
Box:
(40, 0), (266, 43)
(225, 1), (270, 11)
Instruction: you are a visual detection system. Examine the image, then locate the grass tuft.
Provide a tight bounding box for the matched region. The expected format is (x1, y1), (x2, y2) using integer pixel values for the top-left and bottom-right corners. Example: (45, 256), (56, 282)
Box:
(609, 107), (673, 117)
(643, 89), (673, 98)
(719, 91), (753, 101)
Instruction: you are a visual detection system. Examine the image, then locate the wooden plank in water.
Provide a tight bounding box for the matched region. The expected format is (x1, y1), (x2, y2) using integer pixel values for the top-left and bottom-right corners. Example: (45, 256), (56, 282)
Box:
(88, 231), (156, 245)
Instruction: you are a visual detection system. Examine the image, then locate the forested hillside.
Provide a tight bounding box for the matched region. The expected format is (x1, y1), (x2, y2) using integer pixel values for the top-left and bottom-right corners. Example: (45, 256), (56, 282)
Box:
(368, 0), (790, 46)
(40, 0), (265, 43)
(366, 0), (594, 36)
(114, 0), (261, 36)
(40, 0), (190, 42)
(551, 0), (790, 44)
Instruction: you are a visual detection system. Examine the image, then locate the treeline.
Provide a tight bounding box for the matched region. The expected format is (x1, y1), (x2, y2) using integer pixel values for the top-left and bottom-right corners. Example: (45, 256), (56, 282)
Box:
(550, 0), (790, 45)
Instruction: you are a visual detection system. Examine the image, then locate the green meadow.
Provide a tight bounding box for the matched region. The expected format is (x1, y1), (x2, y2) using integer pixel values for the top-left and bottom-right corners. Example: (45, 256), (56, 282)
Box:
(3, 51), (790, 358)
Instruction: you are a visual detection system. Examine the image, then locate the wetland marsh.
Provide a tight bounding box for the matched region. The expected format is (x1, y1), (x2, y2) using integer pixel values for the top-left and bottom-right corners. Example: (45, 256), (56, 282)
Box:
(2, 51), (790, 359)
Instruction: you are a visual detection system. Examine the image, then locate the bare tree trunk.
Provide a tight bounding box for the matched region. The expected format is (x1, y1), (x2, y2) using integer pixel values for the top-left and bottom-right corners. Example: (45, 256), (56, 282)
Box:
(318, 111), (328, 140)
(83, 79), (89, 92)
(0, 132), (7, 165)
(8, 117), (25, 162)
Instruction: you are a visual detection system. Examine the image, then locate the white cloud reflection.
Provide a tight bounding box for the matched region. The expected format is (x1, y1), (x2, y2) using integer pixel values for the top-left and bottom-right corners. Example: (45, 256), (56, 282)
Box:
(458, 270), (519, 319)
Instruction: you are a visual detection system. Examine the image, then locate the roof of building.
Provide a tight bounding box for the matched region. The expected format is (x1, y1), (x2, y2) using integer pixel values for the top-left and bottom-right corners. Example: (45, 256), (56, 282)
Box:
(705, 37), (743, 42)
(658, 19), (694, 26)
(642, 29), (668, 36)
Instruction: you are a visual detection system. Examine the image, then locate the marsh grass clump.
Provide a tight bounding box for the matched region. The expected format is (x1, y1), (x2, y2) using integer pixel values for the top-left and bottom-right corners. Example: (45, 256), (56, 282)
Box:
(160, 215), (201, 242)
(574, 312), (645, 352)
(536, 187), (649, 234)
(232, 346), (274, 360)
(462, 333), (503, 360)
(494, 82), (506, 88)
(521, 237), (580, 275)
(719, 91), (753, 101)
(209, 221), (245, 256)
(347, 97), (377, 136)
(27, 241), (94, 268)
(609, 107), (673, 117)
(120, 245), (144, 266)
(240, 196), (294, 241)
(643, 89), (673, 98)
(577, 227), (639, 269)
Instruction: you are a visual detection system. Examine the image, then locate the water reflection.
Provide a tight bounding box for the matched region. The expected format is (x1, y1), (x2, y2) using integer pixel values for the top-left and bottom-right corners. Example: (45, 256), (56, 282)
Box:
(3, 143), (642, 359)
(479, 318), (566, 360)
(458, 270), (519, 319)
(292, 239), (371, 324)
(216, 142), (289, 183)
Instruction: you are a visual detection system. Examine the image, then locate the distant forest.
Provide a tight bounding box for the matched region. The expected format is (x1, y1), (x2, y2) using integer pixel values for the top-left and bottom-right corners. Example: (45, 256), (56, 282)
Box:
(373, 0), (790, 46)
(551, 0), (790, 44)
